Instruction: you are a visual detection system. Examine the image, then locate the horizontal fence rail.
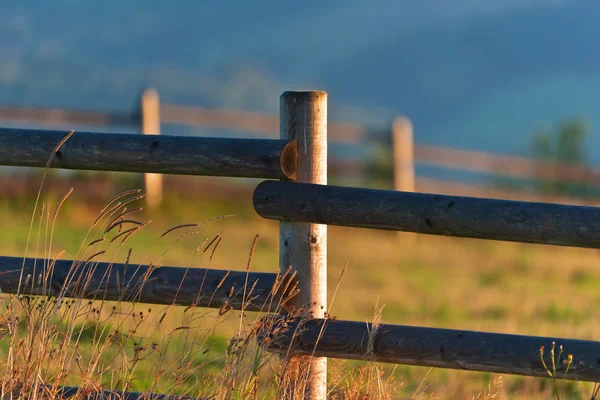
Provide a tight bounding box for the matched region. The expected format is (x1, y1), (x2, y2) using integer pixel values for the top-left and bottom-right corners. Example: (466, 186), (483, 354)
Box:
(253, 181), (600, 248)
(415, 144), (600, 186)
(4, 103), (600, 188)
(0, 256), (292, 312)
(0, 107), (135, 127)
(0, 104), (365, 144)
(0, 128), (295, 180)
(161, 104), (365, 144)
(260, 317), (600, 383)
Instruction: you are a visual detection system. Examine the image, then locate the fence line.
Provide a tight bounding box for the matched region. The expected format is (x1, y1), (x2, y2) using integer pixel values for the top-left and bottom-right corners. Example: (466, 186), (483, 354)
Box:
(260, 317), (600, 382)
(0, 256), (288, 312)
(415, 144), (600, 185)
(2, 92), (600, 205)
(0, 106), (134, 127)
(161, 103), (365, 144)
(0, 128), (295, 180)
(253, 180), (600, 248)
(0, 102), (364, 144)
(3, 89), (600, 398)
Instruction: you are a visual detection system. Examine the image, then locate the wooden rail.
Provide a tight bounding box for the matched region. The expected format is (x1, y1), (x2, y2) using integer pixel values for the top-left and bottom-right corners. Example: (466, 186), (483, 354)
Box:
(0, 104), (365, 144)
(0, 256), (291, 312)
(260, 317), (600, 383)
(253, 181), (600, 248)
(0, 128), (296, 180)
(161, 104), (365, 144)
(3, 101), (600, 191)
(0, 107), (135, 127)
(414, 144), (600, 185)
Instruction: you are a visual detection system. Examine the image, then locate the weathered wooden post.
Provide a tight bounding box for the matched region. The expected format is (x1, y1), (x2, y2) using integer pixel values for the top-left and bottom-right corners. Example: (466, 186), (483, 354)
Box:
(280, 91), (328, 399)
(140, 88), (162, 209)
(392, 116), (415, 242)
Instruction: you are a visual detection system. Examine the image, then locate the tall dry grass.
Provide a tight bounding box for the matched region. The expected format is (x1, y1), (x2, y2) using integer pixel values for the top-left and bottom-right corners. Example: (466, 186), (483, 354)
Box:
(0, 130), (403, 399)
(0, 185), (411, 399)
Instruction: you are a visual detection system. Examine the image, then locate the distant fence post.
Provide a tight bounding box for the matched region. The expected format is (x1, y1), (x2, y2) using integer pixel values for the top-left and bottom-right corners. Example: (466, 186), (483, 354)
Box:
(280, 91), (328, 400)
(392, 116), (415, 242)
(392, 116), (415, 193)
(140, 88), (162, 209)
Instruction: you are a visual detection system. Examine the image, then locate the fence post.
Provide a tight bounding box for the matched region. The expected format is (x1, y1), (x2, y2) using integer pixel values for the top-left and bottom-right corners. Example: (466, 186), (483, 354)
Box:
(392, 116), (415, 193)
(280, 91), (328, 400)
(140, 88), (162, 209)
(392, 116), (415, 242)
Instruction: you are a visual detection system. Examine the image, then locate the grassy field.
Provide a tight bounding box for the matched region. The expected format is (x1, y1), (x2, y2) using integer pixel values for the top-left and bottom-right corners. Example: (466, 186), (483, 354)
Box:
(2, 176), (600, 399)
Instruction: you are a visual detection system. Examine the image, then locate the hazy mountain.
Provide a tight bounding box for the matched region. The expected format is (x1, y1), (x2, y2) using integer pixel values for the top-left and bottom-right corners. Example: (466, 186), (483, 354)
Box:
(1, 0), (599, 163)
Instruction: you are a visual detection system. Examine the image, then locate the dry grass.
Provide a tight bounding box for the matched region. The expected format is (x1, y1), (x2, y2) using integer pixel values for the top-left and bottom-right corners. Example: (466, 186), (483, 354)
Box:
(0, 181), (404, 399)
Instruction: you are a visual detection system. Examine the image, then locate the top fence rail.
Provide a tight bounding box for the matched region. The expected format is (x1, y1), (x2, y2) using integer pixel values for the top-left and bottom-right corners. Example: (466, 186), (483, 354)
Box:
(0, 127), (296, 180)
(2, 103), (599, 188)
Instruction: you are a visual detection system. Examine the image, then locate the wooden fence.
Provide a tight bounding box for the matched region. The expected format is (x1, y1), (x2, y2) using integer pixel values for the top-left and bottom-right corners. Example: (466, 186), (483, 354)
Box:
(2, 90), (600, 399)
(3, 89), (600, 211)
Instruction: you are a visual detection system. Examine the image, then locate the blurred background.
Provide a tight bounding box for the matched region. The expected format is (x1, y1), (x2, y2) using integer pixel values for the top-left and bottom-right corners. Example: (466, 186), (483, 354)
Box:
(2, 0), (600, 199)
(2, 1), (600, 398)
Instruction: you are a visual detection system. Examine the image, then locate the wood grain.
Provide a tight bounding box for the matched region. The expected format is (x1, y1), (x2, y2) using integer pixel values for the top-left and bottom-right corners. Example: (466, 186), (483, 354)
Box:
(0, 128), (293, 180)
(260, 317), (600, 383)
(279, 91), (328, 399)
(0, 256), (289, 312)
(254, 181), (600, 248)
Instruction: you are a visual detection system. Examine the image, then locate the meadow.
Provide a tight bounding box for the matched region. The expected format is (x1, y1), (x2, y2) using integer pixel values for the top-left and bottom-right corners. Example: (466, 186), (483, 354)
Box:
(1, 174), (599, 399)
